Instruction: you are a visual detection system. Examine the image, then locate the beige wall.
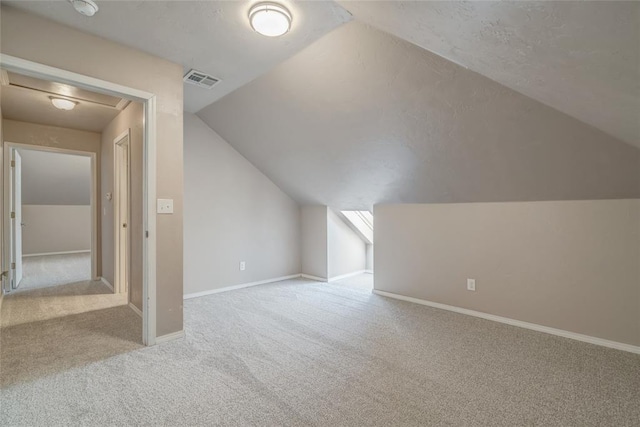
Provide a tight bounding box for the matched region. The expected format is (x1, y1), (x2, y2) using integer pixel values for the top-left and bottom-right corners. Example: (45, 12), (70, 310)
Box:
(3, 119), (102, 268)
(22, 205), (90, 255)
(374, 200), (640, 346)
(101, 102), (144, 310)
(183, 114), (301, 294)
(301, 205), (328, 279)
(2, 7), (184, 336)
(327, 209), (366, 279)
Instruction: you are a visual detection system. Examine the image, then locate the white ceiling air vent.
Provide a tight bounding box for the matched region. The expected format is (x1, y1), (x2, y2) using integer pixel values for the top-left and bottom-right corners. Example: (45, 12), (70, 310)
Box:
(183, 69), (220, 89)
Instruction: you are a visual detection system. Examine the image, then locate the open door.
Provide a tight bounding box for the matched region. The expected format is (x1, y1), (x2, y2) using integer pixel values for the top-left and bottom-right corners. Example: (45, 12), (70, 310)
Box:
(10, 149), (23, 289)
(114, 131), (130, 294)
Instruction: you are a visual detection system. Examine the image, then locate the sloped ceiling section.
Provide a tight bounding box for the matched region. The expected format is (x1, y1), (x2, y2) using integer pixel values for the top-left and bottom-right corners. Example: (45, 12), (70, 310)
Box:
(337, 1), (640, 147)
(20, 149), (91, 205)
(198, 22), (640, 210)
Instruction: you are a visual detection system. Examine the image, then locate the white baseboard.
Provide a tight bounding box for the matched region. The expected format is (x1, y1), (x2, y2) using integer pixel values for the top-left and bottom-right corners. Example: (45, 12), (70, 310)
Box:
(300, 274), (327, 282)
(155, 330), (185, 344)
(364, 270), (373, 274)
(373, 290), (640, 355)
(23, 250), (90, 258)
(184, 274), (301, 300)
(328, 270), (367, 282)
(129, 302), (142, 318)
(99, 277), (114, 292)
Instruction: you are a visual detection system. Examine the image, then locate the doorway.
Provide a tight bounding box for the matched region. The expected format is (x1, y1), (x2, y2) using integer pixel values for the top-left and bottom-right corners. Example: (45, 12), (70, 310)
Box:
(1, 54), (157, 345)
(4, 144), (97, 291)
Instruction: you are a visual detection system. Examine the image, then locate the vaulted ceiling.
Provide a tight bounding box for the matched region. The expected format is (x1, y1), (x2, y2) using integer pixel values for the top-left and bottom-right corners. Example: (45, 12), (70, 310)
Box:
(337, 1), (640, 147)
(198, 21), (639, 210)
(3, 1), (639, 210)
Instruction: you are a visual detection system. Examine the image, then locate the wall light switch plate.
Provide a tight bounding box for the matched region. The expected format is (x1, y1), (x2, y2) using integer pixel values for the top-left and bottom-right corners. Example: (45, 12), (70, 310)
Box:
(157, 199), (174, 214)
(239, 261), (246, 271)
(467, 278), (476, 291)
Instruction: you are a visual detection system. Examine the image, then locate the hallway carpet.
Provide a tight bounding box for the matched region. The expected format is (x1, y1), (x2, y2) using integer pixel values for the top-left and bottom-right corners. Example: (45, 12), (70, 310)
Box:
(1, 276), (638, 426)
(17, 252), (91, 291)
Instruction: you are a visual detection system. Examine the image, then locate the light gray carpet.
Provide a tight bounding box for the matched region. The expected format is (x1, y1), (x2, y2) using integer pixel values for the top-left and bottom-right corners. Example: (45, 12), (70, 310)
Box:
(17, 252), (91, 291)
(1, 275), (639, 426)
(332, 272), (373, 290)
(1, 280), (139, 389)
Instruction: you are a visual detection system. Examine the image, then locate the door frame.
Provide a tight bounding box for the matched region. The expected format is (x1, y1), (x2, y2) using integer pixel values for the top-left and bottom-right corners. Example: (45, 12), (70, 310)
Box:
(0, 54), (158, 346)
(2, 143), (98, 283)
(113, 129), (131, 295)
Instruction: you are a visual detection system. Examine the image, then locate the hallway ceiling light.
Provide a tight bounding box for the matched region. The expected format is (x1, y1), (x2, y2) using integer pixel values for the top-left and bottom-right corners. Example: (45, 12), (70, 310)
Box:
(50, 97), (77, 111)
(249, 2), (292, 37)
(69, 0), (99, 17)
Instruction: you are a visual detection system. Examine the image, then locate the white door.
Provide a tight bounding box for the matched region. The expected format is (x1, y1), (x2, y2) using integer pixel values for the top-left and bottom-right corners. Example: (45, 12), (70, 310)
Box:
(11, 149), (23, 288)
(115, 134), (130, 294)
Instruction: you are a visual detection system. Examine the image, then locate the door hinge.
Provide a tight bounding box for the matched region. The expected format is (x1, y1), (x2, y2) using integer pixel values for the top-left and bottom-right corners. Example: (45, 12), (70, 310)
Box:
(11, 262), (15, 270)
(10, 212), (15, 219)
(145, 230), (149, 238)
(10, 160), (15, 167)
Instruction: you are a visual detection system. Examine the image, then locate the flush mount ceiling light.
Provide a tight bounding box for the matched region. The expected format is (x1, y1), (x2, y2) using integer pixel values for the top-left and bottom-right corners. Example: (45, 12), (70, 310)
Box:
(249, 2), (292, 37)
(69, 0), (99, 17)
(50, 97), (77, 111)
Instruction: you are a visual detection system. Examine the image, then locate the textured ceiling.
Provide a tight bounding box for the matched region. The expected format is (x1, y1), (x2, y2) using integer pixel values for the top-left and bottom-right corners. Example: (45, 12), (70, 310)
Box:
(4, 1), (352, 113)
(337, 1), (640, 147)
(198, 22), (640, 210)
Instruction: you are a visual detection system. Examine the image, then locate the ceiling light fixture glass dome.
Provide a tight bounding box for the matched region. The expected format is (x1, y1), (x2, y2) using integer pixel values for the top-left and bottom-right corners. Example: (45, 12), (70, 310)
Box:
(69, 0), (99, 17)
(249, 2), (292, 37)
(50, 97), (77, 111)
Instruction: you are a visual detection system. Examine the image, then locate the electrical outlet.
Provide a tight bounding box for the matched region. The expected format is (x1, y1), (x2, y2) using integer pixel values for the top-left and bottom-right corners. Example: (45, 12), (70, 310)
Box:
(467, 278), (476, 291)
(239, 261), (246, 271)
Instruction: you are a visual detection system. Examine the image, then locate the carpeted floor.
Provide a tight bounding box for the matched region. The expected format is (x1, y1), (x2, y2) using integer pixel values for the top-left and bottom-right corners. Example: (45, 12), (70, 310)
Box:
(1, 275), (639, 426)
(332, 272), (373, 290)
(17, 252), (92, 291)
(1, 280), (139, 389)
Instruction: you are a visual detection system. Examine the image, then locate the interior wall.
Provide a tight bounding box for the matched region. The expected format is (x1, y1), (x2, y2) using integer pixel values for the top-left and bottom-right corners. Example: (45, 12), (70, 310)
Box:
(101, 102), (144, 311)
(2, 6), (185, 336)
(366, 244), (374, 272)
(327, 208), (366, 279)
(2, 119), (101, 268)
(374, 200), (640, 346)
(22, 205), (90, 255)
(301, 205), (328, 279)
(0, 104), (4, 305)
(183, 114), (301, 295)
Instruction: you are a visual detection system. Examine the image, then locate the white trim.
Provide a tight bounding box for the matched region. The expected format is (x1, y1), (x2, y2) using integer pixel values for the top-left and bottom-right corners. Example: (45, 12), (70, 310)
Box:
(364, 270), (374, 274)
(0, 54), (157, 347)
(129, 302), (143, 318)
(373, 290), (640, 355)
(113, 129), (131, 295)
(328, 270), (367, 282)
(143, 96), (157, 346)
(300, 274), (327, 282)
(99, 277), (114, 292)
(184, 274), (301, 300)
(155, 330), (185, 344)
(0, 55), (154, 101)
(3, 143), (98, 285)
(23, 250), (90, 258)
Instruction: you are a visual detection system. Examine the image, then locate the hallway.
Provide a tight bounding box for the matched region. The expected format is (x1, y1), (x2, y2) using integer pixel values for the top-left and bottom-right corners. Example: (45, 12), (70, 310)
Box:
(0, 280), (141, 388)
(18, 252), (91, 291)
